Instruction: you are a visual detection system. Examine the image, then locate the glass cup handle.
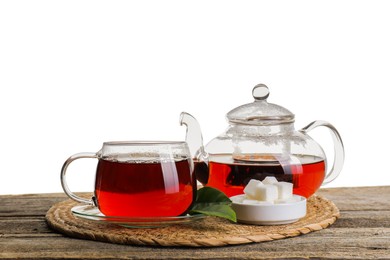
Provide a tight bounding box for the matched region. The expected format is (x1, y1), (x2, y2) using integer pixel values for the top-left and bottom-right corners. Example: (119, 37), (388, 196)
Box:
(60, 152), (97, 205)
(300, 120), (345, 185)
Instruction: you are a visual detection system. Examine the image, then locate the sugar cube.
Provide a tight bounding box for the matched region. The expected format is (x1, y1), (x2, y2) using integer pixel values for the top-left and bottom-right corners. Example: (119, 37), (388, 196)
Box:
(262, 176), (278, 185)
(243, 179), (264, 199)
(274, 182), (293, 199)
(255, 184), (278, 202)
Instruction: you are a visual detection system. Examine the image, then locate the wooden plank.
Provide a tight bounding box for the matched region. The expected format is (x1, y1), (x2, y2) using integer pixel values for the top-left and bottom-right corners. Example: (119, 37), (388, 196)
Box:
(1, 210), (389, 235)
(317, 186), (390, 211)
(0, 186), (389, 215)
(0, 228), (389, 259)
(0, 193), (86, 217)
(0, 186), (388, 217)
(333, 210), (390, 228)
(0, 217), (54, 235)
(1, 187), (390, 259)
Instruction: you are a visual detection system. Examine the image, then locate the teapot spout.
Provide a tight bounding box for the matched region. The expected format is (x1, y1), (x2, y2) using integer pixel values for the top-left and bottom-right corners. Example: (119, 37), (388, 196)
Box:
(180, 112), (207, 160)
(180, 112), (209, 185)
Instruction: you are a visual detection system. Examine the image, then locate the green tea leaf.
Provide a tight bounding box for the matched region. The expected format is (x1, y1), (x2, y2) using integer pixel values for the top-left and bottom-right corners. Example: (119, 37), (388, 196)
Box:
(189, 187), (237, 222)
(195, 186), (232, 203)
(190, 204), (237, 222)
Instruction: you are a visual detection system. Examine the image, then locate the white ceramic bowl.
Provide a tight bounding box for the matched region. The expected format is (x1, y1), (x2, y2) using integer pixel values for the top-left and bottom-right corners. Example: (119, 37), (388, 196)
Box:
(230, 194), (307, 225)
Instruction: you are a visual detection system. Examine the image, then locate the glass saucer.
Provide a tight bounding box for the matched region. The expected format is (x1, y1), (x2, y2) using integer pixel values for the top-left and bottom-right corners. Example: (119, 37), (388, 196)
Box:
(71, 205), (205, 228)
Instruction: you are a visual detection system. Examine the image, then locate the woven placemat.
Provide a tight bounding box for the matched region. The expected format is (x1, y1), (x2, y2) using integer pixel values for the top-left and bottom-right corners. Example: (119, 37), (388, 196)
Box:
(46, 195), (339, 247)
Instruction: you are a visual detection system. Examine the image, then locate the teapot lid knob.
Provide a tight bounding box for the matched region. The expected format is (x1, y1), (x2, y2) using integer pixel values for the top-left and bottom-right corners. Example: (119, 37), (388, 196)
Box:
(252, 84), (270, 100)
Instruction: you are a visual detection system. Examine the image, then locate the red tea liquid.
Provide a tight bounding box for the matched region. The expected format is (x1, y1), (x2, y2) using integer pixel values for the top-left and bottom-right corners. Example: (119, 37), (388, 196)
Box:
(94, 157), (196, 217)
(198, 154), (325, 198)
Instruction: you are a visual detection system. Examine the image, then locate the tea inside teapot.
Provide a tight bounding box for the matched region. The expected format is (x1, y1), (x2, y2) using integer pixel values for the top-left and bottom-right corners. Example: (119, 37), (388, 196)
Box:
(182, 83), (344, 198)
(196, 153), (325, 198)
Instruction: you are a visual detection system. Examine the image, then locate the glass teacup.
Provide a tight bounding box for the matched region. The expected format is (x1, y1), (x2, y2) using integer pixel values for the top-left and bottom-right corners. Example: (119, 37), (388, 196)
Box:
(61, 141), (196, 217)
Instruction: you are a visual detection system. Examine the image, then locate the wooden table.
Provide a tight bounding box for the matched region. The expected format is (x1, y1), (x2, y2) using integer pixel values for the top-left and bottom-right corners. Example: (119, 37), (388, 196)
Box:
(1, 186), (389, 259)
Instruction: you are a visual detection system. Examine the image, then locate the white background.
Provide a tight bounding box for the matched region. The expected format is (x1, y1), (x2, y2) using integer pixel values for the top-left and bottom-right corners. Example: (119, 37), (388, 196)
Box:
(1, 0), (389, 195)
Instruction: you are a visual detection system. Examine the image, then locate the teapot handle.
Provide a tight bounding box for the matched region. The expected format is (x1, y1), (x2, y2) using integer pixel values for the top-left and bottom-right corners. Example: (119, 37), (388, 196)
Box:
(300, 120), (345, 185)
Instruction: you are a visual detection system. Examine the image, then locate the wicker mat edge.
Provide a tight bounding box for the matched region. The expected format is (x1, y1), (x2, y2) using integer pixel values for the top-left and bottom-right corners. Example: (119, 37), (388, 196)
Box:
(46, 195), (339, 247)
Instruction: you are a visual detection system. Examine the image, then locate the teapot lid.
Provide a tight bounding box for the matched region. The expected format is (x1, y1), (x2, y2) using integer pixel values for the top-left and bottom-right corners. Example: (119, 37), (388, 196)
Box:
(226, 84), (295, 125)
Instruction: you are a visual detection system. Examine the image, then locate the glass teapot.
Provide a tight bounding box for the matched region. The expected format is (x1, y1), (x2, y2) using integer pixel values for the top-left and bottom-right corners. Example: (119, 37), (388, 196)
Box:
(180, 84), (344, 198)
